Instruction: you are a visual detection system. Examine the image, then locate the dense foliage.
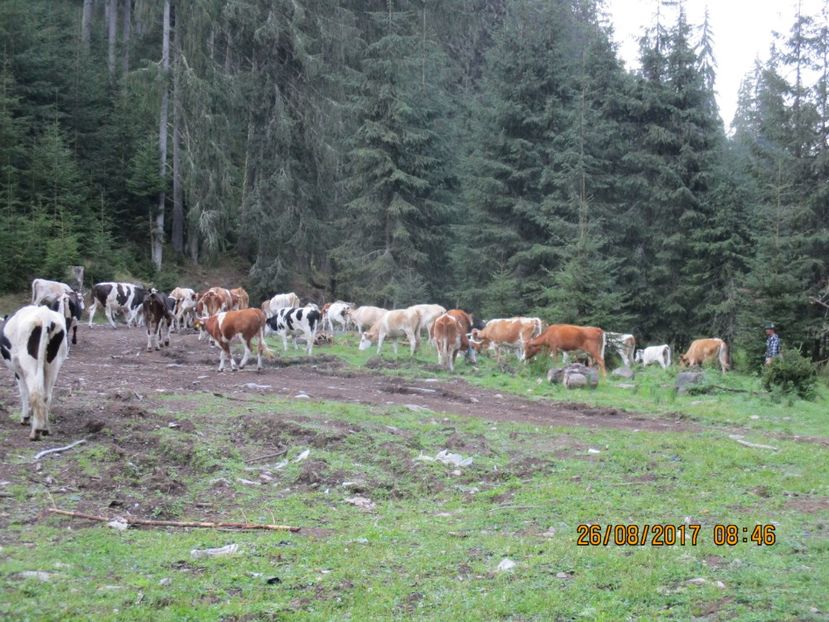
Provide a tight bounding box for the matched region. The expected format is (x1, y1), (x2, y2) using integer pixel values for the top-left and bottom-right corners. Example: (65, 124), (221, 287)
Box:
(0, 0), (826, 364)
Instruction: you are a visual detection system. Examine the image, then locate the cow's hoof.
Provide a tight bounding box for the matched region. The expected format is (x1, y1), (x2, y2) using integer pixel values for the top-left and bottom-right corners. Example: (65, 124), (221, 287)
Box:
(155, 346), (160, 351)
(40, 429), (49, 436)
(29, 431), (40, 441)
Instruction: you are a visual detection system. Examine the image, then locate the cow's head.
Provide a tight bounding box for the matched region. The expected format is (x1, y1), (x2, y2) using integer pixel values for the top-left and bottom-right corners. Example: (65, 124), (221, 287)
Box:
(358, 332), (373, 351)
(192, 317), (206, 332)
(634, 349), (644, 364)
(468, 328), (485, 352)
(522, 339), (543, 361)
(678, 354), (690, 367)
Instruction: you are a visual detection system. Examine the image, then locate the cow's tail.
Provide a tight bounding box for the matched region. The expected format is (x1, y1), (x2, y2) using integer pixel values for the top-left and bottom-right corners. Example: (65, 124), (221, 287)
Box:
(719, 340), (730, 372)
(664, 345), (672, 367)
(533, 318), (543, 338)
(601, 330), (607, 363)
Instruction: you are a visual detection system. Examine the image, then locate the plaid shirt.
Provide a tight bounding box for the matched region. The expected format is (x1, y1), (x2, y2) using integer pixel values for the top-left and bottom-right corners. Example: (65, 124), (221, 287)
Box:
(765, 333), (781, 358)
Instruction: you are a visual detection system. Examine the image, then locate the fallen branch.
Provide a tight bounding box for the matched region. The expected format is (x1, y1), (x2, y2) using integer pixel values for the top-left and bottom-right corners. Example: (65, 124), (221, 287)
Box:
(245, 448), (288, 464)
(33, 439), (87, 462)
(708, 385), (751, 394)
(809, 296), (829, 310)
(729, 435), (778, 451)
(46, 508), (300, 532)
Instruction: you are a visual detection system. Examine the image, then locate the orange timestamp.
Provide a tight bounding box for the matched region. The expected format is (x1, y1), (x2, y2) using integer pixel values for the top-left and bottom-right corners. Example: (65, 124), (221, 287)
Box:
(576, 523), (777, 547)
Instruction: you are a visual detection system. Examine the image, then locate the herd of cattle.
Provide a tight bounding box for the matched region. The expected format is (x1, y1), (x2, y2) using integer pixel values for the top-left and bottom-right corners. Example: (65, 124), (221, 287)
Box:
(1, 278), (731, 441)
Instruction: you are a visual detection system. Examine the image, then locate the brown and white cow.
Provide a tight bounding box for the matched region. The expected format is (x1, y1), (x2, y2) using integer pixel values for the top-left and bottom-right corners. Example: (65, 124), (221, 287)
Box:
(194, 308), (268, 372)
(1, 305), (68, 440)
(359, 308), (420, 355)
(679, 338), (729, 372)
(430, 309), (478, 369)
(32, 278), (83, 308)
(321, 301), (353, 335)
(196, 287), (233, 317)
(230, 287), (250, 310)
(523, 324), (607, 377)
(429, 313), (465, 371)
(142, 289), (174, 351)
(469, 317), (543, 361)
(350, 306), (388, 333)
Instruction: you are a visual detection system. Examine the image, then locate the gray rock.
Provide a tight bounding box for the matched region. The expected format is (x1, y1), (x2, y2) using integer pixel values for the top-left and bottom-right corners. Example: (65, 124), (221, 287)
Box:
(611, 366), (635, 379)
(676, 371), (706, 394)
(549, 364), (599, 389)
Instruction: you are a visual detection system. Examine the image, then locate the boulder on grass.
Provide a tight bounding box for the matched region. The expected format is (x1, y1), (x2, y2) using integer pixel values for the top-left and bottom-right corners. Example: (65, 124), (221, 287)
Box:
(548, 364), (599, 389)
(676, 371), (706, 395)
(611, 366), (635, 379)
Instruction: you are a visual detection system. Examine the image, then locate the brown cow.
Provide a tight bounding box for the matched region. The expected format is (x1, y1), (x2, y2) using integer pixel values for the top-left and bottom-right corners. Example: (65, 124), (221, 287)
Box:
(679, 338), (729, 372)
(230, 287), (250, 310)
(193, 308), (268, 372)
(523, 324), (607, 377)
(469, 317), (543, 361)
(429, 313), (464, 371)
(142, 289), (173, 351)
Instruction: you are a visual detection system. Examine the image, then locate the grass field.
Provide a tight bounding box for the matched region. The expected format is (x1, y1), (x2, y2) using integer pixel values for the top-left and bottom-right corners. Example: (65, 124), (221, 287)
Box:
(0, 330), (827, 621)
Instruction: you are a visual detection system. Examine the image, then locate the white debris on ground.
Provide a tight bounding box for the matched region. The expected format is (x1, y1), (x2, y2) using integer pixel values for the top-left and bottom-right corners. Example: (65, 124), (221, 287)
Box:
(496, 558), (516, 572)
(413, 449), (473, 467)
(190, 544), (239, 559)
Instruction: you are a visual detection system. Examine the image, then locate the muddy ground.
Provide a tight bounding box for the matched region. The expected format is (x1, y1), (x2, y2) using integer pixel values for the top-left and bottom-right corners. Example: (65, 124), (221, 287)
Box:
(1, 322), (687, 442)
(0, 323), (691, 531)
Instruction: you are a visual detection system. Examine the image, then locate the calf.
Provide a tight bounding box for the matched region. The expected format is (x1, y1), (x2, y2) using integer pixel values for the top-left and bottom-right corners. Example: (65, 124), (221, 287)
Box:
(359, 308), (420, 355)
(605, 332), (636, 367)
(194, 308), (268, 372)
(46, 291), (83, 347)
(434, 309), (478, 365)
(1, 305), (68, 440)
(263, 292), (301, 317)
(469, 317), (543, 361)
(142, 289), (174, 351)
(350, 305), (388, 333)
(169, 287), (197, 331)
(88, 282), (146, 328)
(230, 287), (250, 310)
(523, 324), (607, 377)
(265, 306), (322, 355)
(635, 345), (671, 369)
(679, 338), (729, 372)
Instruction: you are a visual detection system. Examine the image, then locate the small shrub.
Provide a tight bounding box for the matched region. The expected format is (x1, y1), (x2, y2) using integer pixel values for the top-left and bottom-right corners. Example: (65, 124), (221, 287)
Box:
(761, 350), (818, 400)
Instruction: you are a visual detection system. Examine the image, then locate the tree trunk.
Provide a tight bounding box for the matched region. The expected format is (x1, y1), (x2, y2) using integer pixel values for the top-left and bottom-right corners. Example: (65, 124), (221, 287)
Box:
(107, 0), (118, 79)
(82, 0), (93, 50)
(121, 0), (131, 73)
(153, 0), (171, 270)
(171, 3), (184, 255)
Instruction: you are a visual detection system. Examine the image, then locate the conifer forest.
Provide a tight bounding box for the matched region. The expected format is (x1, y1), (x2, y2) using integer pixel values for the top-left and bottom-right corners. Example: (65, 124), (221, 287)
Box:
(1, 0), (827, 364)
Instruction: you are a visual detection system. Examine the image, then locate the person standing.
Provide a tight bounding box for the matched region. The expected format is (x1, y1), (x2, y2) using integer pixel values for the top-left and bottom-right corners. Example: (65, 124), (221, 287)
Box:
(764, 323), (781, 365)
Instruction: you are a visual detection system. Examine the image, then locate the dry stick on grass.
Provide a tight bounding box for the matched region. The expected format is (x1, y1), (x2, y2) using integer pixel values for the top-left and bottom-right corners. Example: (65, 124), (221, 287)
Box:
(244, 448), (288, 464)
(33, 439), (87, 462)
(729, 435), (779, 451)
(47, 508), (301, 532)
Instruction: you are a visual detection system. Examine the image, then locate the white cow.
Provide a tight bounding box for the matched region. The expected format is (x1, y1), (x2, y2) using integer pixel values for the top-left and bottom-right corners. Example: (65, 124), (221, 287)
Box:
(322, 301), (353, 334)
(169, 287), (197, 331)
(1, 305), (69, 440)
(32, 278), (82, 307)
(359, 308), (420, 355)
(349, 306), (388, 333)
(407, 304), (447, 341)
(635, 345), (672, 369)
(262, 292), (301, 317)
(605, 332), (636, 367)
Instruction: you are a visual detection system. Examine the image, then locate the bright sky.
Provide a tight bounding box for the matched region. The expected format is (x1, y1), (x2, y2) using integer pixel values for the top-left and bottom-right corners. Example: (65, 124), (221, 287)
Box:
(605, 0), (825, 130)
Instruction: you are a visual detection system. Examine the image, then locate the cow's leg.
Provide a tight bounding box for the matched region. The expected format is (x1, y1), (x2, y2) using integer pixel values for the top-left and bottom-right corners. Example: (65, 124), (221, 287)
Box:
(377, 332), (386, 355)
(16, 372), (30, 426)
(105, 304), (118, 329)
(406, 329), (417, 356)
(305, 328), (314, 356)
(281, 334), (289, 352)
(146, 323), (154, 351)
(87, 300), (97, 327)
(217, 342), (230, 372)
(238, 339), (251, 369)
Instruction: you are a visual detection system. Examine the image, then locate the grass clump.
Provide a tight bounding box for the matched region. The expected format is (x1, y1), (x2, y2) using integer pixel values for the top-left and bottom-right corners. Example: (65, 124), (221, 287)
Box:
(761, 350), (818, 400)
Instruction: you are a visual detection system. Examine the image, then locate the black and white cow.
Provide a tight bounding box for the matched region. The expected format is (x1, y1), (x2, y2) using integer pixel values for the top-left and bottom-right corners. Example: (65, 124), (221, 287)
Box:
(264, 306), (322, 355)
(88, 282), (147, 328)
(46, 291), (84, 347)
(142, 289), (174, 351)
(1, 305), (69, 440)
